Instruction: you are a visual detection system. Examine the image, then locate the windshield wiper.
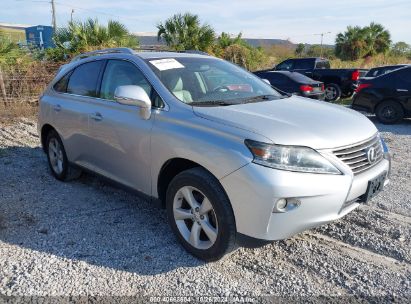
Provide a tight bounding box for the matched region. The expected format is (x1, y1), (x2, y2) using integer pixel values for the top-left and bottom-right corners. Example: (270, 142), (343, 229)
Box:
(189, 100), (239, 106)
(238, 94), (278, 103)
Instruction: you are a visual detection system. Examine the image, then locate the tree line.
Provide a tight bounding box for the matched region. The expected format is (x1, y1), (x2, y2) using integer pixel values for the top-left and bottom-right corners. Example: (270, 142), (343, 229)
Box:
(1, 12), (410, 71)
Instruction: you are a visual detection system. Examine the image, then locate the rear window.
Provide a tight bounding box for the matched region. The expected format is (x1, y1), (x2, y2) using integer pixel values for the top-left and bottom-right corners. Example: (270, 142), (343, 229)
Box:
(265, 73), (289, 85)
(315, 60), (330, 69)
(287, 72), (315, 83)
(66, 61), (105, 97)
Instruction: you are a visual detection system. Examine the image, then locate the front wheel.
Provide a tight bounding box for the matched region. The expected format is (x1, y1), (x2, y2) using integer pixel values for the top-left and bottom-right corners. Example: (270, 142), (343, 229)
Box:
(324, 83), (342, 102)
(166, 168), (237, 261)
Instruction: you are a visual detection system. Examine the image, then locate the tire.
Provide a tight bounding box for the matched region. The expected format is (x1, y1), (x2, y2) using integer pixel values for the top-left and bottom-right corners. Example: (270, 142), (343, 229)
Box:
(375, 100), (404, 124)
(166, 167), (237, 261)
(324, 83), (342, 102)
(46, 130), (82, 181)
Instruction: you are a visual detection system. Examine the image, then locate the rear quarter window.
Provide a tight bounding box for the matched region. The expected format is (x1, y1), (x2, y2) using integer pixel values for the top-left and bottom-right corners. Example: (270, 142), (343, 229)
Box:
(53, 72), (72, 93)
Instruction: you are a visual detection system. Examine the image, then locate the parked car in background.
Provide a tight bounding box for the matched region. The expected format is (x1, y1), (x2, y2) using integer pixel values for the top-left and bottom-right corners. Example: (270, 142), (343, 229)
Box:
(38, 48), (391, 261)
(273, 57), (368, 102)
(352, 66), (411, 124)
(253, 70), (325, 100)
(363, 64), (409, 78)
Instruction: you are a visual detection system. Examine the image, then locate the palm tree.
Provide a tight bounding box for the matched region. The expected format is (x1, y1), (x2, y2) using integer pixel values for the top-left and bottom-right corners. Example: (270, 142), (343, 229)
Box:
(335, 23), (391, 61)
(157, 13), (215, 51)
(54, 19), (138, 55)
(363, 22), (391, 56)
(335, 26), (367, 60)
(217, 32), (243, 49)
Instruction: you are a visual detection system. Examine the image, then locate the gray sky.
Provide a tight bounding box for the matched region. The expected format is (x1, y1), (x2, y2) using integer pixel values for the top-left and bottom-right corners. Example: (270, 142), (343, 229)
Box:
(2, 0), (410, 44)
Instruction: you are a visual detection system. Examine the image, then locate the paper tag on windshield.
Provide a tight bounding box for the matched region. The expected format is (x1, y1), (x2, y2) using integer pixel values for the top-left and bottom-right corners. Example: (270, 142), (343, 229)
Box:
(149, 58), (184, 71)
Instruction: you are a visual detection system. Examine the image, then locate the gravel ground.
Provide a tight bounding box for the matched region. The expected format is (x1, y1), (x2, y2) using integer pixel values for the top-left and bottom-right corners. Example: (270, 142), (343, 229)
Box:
(0, 116), (410, 301)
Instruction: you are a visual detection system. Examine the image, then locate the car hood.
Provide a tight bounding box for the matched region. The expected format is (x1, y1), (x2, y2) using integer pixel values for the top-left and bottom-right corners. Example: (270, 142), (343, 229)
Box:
(193, 96), (377, 150)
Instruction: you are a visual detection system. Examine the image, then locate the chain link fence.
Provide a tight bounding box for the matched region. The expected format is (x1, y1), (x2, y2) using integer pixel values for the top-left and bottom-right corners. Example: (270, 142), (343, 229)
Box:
(0, 62), (61, 105)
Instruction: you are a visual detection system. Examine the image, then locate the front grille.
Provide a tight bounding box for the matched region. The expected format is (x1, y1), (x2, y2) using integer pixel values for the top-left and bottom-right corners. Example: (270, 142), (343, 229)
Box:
(333, 134), (383, 175)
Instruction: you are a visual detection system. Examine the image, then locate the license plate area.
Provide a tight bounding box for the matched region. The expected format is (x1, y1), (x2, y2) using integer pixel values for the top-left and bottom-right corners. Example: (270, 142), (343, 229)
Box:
(360, 172), (386, 203)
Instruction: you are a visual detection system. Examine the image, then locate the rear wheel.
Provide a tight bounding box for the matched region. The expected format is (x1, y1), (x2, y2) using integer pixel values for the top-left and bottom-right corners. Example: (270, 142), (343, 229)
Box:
(46, 130), (82, 181)
(324, 83), (342, 102)
(166, 168), (237, 261)
(375, 100), (404, 124)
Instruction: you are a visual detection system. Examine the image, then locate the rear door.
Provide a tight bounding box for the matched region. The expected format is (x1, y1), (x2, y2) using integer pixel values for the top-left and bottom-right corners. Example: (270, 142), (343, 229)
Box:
(394, 68), (411, 112)
(50, 60), (105, 163)
(85, 59), (158, 194)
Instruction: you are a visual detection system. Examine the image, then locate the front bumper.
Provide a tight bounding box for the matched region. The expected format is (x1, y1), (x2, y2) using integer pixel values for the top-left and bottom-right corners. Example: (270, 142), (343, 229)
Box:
(220, 158), (390, 240)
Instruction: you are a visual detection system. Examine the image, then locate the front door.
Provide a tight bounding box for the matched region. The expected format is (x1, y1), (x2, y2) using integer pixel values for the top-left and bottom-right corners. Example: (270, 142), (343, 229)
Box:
(86, 59), (157, 195)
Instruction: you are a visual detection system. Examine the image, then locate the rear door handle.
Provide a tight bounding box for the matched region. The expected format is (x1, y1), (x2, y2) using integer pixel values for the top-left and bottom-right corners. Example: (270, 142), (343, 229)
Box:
(90, 112), (103, 121)
(397, 89), (408, 92)
(53, 104), (61, 112)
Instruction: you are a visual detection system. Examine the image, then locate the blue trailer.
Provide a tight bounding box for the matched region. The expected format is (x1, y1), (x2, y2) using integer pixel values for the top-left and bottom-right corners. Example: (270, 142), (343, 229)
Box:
(25, 25), (54, 49)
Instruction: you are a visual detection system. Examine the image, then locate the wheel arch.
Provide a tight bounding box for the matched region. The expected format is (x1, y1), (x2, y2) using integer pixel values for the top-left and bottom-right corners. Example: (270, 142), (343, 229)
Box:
(157, 158), (222, 208)
(40, 124), (56, 152)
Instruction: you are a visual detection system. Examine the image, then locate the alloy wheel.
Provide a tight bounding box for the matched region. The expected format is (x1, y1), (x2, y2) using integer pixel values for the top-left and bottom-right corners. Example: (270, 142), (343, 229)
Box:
(173, 186), (218, 250)
(48, 137), (64, 175)
(325, 86), (337, 100)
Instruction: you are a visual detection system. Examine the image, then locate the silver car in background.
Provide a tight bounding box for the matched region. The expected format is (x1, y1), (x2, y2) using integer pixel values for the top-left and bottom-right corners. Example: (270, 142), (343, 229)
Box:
(38, 48), (391, 261)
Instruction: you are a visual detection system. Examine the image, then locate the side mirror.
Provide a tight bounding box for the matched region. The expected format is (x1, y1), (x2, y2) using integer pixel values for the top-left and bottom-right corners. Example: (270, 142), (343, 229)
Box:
(262, 79), (271, 85)
(114, 85), (152, 120)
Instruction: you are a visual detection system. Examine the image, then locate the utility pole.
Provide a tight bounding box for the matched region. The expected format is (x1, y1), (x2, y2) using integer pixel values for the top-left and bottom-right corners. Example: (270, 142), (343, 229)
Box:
(314, 31), (331, 58)
(71, 9), (75, 23)
(51, 0), (57, 30)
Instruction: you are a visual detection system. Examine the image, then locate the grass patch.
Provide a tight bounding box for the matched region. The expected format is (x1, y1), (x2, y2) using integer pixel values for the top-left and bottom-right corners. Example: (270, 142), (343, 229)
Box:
(0, 103), (38, 125)
(336, 98), (353, 106)
(0, 27), (25, 43)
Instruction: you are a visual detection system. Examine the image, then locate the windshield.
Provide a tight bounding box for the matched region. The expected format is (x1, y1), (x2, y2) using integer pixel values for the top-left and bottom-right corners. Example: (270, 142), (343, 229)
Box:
(146, 57), (283, 106)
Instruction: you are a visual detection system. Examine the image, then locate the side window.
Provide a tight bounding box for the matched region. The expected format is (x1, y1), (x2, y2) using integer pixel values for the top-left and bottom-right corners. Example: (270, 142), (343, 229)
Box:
(67, 61), (104, 97)
(395, 68), (411, 88)
(294, 59), (313, 70)
(53, 71), (72, 93)
(100, 60), (154, 102)
(276, 60), (293, 71)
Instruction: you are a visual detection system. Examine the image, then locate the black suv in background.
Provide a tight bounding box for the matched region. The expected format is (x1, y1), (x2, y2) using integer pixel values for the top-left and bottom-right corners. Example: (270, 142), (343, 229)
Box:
(363, 64), (409, 78)
(272, 58), (368, 102)
(352, 66), (411, 124)
(253, 70), (325, 99)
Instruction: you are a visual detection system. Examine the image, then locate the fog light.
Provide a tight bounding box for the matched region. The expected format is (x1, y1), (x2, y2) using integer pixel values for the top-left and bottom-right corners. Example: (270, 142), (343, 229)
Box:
(273, 198), (301, 213)
(274, 198), (288, 212)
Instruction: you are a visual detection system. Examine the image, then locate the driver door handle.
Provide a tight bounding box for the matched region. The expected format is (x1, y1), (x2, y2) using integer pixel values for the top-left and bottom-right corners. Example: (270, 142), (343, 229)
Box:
(397, 89), (408, 92)
(90, 112), (103, 121)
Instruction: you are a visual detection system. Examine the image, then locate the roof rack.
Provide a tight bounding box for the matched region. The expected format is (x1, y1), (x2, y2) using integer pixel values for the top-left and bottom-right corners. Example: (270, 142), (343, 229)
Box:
(71, 48), (135, 62)
(70, 47), (210, 62)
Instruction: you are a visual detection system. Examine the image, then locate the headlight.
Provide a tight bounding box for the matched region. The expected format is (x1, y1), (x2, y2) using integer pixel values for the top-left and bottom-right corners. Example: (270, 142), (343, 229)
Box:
(245, 139), (341, 174)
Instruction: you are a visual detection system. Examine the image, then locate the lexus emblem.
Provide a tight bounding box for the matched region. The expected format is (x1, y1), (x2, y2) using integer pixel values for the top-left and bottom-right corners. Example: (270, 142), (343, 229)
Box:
(366, 147), (377, 164)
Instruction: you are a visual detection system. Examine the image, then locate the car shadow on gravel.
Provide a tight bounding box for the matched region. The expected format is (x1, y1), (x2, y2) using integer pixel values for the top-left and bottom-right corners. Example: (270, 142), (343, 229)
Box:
(0, 146), (204, 275)
(367, 116), (411, 135)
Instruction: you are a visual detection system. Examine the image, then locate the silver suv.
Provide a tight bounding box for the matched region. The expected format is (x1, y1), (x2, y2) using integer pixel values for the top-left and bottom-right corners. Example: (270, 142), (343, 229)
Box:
(38, 48), (391, 261)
